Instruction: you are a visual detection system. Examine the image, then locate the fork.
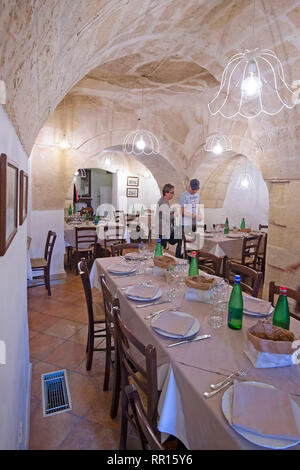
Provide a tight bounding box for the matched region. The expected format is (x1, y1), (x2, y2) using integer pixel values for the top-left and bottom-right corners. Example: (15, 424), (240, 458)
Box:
(209, 369), (247, 390)
(144, 306), (179, 320)
(204, 380), (234, 398)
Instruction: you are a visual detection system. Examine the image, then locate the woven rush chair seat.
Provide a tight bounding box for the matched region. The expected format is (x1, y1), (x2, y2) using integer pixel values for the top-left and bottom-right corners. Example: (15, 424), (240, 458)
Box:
(31, 258), (47, 268)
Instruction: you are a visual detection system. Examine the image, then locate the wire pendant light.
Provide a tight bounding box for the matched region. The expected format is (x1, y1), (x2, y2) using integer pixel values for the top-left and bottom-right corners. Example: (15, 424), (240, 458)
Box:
(204, 134), (232, 155)
(235, 156), (255, 190)
(208, 48), (296, 119)
(123, 86), (160, 156)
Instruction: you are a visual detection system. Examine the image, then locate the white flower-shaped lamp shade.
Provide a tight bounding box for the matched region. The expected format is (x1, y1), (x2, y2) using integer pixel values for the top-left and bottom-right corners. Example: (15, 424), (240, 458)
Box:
(208, 49), (297, 118)
(204, 134), (232, 154)
(123, 129), (160, 156)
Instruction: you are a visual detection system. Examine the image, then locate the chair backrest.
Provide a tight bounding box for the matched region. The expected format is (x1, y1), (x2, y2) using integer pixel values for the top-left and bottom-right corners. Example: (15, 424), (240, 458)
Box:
(241, 234), (262, 267)
(78, 257), (94, 325)
(125, 385), (163, 451)
(100, 274), (120, 333)
(259, 224), (268, 231)
(112, 306), (158, 430)
(269, 282), (300, 321)
(225, 261), (263, 298)
(104, 224), (126, 249)
(75, 226), (97, 251)
(196, 250), (222, 276)
(44, 231), (57, 266)
(111, 242), (141, 257)
(114, 210), (124, 223)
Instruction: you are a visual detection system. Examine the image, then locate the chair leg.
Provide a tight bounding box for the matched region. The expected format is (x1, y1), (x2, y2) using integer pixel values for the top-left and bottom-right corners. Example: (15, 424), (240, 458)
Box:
(45, 268), (51, 296)
(103, 338), (111, 392)
(119, 374), (129, 450)
(86, 329), (94, 371)
(110, 357), (121, 419)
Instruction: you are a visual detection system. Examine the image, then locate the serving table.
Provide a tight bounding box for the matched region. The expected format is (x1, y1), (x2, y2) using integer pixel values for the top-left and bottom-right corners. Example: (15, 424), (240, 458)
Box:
(90, 256), (300, 450)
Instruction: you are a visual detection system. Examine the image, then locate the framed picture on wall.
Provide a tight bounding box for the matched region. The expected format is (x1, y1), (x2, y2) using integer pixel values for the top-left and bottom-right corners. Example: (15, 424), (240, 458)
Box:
(0, 153), (19, 256)
(126, 187), (139, 198)
(19, 170), (29, 225)
(127, 176), (139, 187)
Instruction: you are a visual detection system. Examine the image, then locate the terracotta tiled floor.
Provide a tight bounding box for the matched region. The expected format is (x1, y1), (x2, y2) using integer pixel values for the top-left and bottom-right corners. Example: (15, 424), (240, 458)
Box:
(28, 270), (121, 450)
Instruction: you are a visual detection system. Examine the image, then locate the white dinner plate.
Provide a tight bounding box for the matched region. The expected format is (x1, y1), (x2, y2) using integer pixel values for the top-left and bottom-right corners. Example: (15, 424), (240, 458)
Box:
(124, 252), (146, 261)
(107, 264), (137, 275)
(222, 381), (300, 449)
(204, 234), (215, 238)
(225, 234), (243, 238)
(151, 311), (200, 339)
(125, 286), (162, 302)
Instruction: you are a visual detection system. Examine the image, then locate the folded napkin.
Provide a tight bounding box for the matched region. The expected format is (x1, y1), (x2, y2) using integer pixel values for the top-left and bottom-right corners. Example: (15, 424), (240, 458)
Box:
(243, 296), (272, 315)
(152, 311), (195, 337)
(232, 381), (300, 441)
(108, 263), (135, 273)
(127, 285), (159, 299)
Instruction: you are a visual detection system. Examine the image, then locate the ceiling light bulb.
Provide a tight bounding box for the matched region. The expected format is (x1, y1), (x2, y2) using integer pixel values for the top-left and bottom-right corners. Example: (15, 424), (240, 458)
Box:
(212, 142), (223, 155)
(60, 135), (70, 149)
(105, 157), (110, 166)
(74, 170), (79, 176)
(241, 62), (262, 98)
(136, 136), (146, 151)
(240, 177), (250, 188)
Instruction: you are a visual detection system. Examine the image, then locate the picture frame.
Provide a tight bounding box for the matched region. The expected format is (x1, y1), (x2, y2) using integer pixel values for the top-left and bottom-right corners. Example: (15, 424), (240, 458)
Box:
(126, 187), (139, 198)
(19, 170), (29, 225)
(0, 153), (19, 256)
(127, 176), (139, 187)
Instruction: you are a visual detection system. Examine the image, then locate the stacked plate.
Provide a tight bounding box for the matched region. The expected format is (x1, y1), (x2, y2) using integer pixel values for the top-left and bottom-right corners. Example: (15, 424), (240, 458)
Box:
(243, 296), (274, 317)
(124, 252), (146, 261)
(125, 285), (162, 302)
(107, 263), (137, 275)
(151, 311), (200, 339)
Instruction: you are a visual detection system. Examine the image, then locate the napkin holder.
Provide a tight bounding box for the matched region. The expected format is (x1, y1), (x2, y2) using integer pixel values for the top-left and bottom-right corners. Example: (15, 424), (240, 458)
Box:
(184, 275), (216, 303)
(153, 255), (177, 277)
(244, 320), (297, 368)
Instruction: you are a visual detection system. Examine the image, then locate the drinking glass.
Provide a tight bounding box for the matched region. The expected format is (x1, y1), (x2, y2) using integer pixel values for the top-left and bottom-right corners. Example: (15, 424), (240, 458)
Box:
(208, 301), (227, 328)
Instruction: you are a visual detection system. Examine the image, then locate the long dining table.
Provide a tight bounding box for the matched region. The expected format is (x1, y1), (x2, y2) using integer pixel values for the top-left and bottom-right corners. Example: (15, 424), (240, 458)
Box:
(90, 255), (300, 450)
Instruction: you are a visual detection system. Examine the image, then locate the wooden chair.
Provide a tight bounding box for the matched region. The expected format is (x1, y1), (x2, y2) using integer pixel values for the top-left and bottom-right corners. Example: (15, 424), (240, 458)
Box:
(30, 230), (57, 296)
(259, 224), (268, 231)
(100, 274), (121, 419)
(125, 384), (163, 451)
(196, 250), (222, 276)
(71, 226), (97, 272)
(112, 306), (158, 450)
(232, 234), (262, 270)
(103, 224), (126, 256)
(225, 261), (263, 298)
(256, 233), (268, 281)
(269, 282), (300, 321)
(114, 210), (125, 223)
(111, 242), (141, 257)
(78, 258), (106, 371)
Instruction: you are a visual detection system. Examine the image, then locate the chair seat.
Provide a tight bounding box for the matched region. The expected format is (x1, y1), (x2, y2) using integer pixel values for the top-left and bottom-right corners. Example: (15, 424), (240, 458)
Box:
(93, 301), (106, 322)
(231, 256), (254, 265)
(31, 258), (47, 269)
(75, 246), (93, 253)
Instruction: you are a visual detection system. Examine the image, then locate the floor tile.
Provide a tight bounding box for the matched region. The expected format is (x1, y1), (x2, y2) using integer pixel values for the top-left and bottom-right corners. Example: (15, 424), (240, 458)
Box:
(29, 333), (65, 361)
(43, 339), (86, 370)
(58, 418), (119, 450)
(43, 318), (84, 340)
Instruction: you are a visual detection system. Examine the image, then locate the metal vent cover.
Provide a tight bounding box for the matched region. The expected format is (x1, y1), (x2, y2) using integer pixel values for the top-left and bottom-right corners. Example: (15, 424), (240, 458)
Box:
(41, 369), (72, 418)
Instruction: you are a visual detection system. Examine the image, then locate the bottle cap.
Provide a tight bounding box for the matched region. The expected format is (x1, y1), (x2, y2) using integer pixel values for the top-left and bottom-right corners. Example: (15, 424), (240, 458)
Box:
(157, 238), (161, 243)
(235, 275), (241, 283)
(280, 286), (287, 294)
(191, 251), (197, 257)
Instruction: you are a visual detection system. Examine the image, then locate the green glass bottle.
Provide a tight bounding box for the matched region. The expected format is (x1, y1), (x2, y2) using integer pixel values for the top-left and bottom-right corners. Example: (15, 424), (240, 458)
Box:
(73, 203), (76, 214)
(241, 217), (245, 229)
(188, 251), (199, 277)
(272, 286), (290, 330)
(132, 205), (135, 215)
(224, 217), (229, 234)
(68, 205), (72, 216)
(154, 238), (163, 258)
(141, 205), (144, 216)
(227, 275), (243, 330)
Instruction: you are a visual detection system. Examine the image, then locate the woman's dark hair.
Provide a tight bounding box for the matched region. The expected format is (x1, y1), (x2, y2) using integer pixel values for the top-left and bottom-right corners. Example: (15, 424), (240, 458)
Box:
(162, 183), (174, 196)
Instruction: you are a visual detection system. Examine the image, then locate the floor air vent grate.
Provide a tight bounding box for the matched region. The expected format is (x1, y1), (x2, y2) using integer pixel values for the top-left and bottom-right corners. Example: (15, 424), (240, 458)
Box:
(41, 369), (72, 417)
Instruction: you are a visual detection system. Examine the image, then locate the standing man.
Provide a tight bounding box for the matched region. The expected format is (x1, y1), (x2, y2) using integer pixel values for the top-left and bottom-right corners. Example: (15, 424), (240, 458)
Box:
(157, 183), (182, 258)
(179, 178), (202, 234)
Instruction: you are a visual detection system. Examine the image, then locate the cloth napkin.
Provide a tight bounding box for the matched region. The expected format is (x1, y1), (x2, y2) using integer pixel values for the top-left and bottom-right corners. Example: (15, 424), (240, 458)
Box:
(127, 285), (160, 299)
(232, 381), (300, 441)
(152, 311), (195, 337)
(243, 296), (271, 315)
(108, 263), (135, 273)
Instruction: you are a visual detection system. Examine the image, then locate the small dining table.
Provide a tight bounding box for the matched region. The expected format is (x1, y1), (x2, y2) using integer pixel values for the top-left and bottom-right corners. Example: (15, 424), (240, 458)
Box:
(186, 230), (266, 259)
(64, 220), (130, 248)
(90, 255), (300, 450)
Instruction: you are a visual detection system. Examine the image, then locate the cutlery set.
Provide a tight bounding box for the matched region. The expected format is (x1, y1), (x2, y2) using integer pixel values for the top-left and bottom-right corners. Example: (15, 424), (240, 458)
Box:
(203, 368), (247, 398)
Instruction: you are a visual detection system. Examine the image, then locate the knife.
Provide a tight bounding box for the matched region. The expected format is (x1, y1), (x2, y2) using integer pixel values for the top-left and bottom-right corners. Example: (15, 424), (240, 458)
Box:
(136, 300), (171, 309)
(167, 334), (212, 348)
